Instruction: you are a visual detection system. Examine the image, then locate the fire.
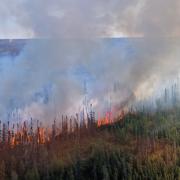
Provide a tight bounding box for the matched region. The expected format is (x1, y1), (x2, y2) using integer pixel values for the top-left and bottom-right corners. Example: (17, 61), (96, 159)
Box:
(97, 110), (125, 127)
(0, 108), (127, 148)
(97, 111), (112, 127)
(0, 121), (52, 147)
(0, 111), (96, 148)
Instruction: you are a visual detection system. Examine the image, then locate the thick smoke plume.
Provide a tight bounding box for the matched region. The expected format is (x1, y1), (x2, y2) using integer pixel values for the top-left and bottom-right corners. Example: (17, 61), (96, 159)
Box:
(0, 0), (180, 123)
(0, 38), (179, 123)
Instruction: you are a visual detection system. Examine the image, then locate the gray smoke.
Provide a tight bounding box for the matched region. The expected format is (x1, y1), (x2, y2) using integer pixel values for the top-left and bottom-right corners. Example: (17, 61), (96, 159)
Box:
(0, 0), (180, 122)
(0, 0), (180, 38)
(0, 38), (179, 123)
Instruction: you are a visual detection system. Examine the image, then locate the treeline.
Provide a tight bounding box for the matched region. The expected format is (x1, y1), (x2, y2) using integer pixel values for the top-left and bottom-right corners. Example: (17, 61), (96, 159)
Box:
(104, 109), (180, 145)
(0, 147), (179, 180)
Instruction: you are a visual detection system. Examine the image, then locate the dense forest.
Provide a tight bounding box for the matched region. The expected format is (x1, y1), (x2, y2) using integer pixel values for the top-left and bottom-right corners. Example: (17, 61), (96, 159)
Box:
(0, 107), (179, 180)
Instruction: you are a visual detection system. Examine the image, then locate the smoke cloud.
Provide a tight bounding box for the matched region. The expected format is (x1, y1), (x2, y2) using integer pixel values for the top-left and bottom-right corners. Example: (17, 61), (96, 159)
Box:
(0, 38), (179, 123)
(0, 0), (180, 122)
(0, 0), (180, 38)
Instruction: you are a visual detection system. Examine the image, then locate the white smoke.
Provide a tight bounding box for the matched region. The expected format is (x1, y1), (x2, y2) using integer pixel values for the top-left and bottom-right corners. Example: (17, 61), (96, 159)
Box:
(0, 0), (180, 38)
(0, 0), (180, 122)
(0, 38), (179, 123)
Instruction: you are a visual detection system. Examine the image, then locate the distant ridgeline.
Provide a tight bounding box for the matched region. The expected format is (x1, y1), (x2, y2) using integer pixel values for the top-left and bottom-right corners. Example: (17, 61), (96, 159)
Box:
(0, 39), (26, 57)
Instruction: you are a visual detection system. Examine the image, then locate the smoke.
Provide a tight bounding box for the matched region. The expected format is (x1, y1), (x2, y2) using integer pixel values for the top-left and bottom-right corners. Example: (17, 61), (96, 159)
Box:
(0, 0), (180, 122)
(0, 40), (95, 122)
(0, 0), (180, 38)
(86, 38), (180, 113)
(0, 38), (179, 123)
(135, 0), (180, 37)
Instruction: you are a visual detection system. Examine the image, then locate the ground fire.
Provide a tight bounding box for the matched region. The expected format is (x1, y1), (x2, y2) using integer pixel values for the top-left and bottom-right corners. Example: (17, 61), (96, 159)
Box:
(0, 107), (128, 148)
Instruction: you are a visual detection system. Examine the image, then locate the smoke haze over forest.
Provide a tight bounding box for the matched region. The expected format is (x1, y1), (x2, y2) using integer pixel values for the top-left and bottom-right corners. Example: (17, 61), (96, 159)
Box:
(0, 38), (178, 123)
(0, 0), (180, 122)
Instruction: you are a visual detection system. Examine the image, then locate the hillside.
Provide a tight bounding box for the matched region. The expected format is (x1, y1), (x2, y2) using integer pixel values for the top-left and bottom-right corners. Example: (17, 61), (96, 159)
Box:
(0, 109), (179, 180)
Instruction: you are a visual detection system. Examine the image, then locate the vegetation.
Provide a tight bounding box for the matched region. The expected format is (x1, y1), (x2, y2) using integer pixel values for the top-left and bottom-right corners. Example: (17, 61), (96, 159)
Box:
(0, 108), (180, 180)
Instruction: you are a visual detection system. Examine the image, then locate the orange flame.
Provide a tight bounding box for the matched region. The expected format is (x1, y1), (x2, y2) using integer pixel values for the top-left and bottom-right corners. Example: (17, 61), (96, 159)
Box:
(97, 111), (113, 127)
(97, 110), (125, 127)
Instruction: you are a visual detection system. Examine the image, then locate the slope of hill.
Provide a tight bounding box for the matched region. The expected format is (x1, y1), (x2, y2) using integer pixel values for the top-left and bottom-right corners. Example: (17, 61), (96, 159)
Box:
(0, 109), (179, 179)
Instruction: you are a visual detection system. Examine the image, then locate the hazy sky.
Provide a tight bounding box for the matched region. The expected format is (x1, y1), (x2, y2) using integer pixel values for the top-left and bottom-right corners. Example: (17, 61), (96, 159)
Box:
(0, 0), (180, 38)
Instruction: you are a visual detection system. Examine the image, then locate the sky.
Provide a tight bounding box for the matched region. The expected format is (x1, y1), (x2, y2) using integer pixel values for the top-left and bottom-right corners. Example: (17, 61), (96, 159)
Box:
(0, 0), (180, 123)
(0, 0), (180, 38)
